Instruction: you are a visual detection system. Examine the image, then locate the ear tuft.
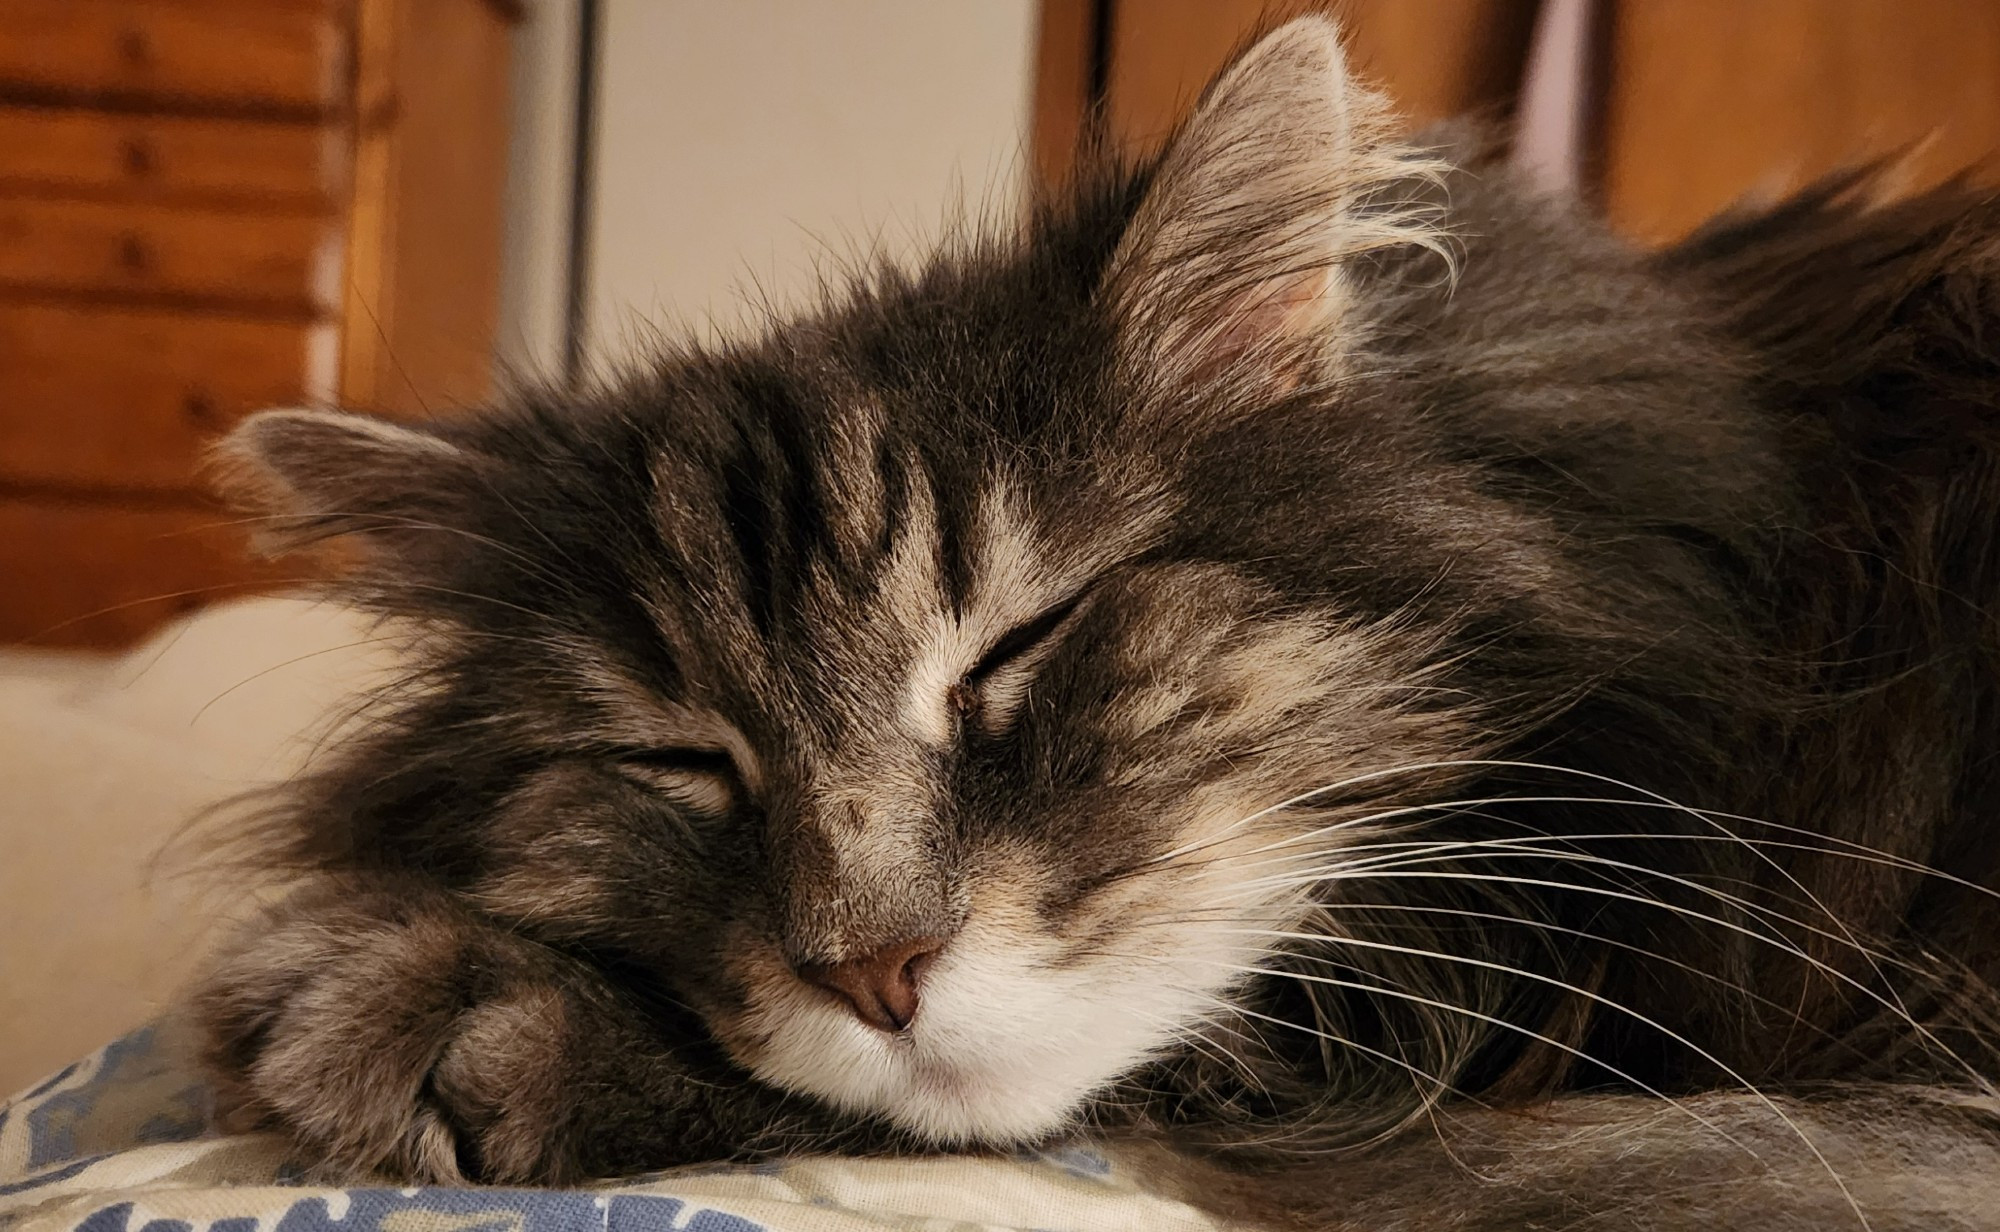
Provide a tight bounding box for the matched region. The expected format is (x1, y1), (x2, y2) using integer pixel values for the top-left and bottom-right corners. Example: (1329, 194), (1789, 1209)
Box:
(213, 408), (474, 556)
(1103, 16), (1453, 406)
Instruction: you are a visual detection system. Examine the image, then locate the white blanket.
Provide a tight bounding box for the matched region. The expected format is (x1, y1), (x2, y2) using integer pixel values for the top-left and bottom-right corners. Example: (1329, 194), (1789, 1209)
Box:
(0, 1023), (1234, 1232)
(1, 598), (399, 1092)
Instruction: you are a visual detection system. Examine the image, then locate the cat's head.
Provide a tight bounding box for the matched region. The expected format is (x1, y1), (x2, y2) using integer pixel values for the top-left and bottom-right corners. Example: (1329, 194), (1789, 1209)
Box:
(218, 18), (1673, 1146)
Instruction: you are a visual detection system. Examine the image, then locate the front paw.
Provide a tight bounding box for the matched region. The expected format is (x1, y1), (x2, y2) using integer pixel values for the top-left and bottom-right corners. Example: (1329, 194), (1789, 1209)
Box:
(195, 886), (594, 1184)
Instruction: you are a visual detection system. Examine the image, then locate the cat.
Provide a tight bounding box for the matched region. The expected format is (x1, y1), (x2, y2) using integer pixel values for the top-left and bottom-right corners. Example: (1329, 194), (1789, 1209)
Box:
(194, 17), (2000, 1230)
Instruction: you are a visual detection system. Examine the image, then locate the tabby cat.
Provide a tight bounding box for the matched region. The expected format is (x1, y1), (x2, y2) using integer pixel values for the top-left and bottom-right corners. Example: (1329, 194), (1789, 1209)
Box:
(197, 18), (2000, 1230)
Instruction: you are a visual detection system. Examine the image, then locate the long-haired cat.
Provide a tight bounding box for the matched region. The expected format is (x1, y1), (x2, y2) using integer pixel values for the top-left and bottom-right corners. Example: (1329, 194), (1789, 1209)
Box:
(195, 18), (2000, 1230)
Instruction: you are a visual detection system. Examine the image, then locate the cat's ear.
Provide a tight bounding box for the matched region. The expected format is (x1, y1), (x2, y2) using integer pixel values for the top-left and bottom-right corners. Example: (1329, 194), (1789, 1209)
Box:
(214, 407), (482, 558)
(1101, 16), (1448, 403)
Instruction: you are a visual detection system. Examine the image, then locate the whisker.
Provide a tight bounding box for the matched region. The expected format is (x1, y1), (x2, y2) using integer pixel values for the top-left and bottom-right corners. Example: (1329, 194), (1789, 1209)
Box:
(1380, 764), (1926, 1045)
(1159, 758), (1996, 913)
(208, 510), (573, 591)
(1158, 957), (1759, 1155)
(1192, 993), (1484, 1119)
(1118, 1003), (1262, 1088)
(1288, 847), (1899, 965)
(1143, 817), (1994, 1092)
(1165, 953), (1867, 1228)
(18, 576), (326, 644)
(1210, 841), (1851, 943)
(1090, 955), (1488, 1146)
(187, 635), (408, 724)
(1222, 900), (1845, 1046)
(1303, 820), (1965, 1035)
(1239, 862), (1991, 1093)
(1143, 760), (1486, 867)
(1200, 797), (1996, 903)
(1210, 825), (1913, 974)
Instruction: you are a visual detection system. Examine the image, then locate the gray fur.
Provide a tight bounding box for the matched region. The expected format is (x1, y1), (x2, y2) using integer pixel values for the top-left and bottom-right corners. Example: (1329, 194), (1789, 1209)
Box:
(194, 17), (2000, 1228)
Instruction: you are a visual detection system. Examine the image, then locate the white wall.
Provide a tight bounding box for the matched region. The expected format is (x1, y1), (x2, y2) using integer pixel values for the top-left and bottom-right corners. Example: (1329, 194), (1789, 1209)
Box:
(581, 0), (1038, 364)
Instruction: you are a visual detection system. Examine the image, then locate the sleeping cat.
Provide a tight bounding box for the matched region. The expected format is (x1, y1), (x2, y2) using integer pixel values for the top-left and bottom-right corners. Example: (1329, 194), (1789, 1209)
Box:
(195, 18), (2000, 1230)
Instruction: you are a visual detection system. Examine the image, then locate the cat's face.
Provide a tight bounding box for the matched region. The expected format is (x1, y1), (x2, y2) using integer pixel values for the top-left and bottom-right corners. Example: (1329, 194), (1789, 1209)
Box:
(594, 480), (1460, 1143)
(224, 20), (1488, 1144)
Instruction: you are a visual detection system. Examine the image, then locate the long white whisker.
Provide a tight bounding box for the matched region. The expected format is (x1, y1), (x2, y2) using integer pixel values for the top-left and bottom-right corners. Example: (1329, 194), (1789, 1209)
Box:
(1118, 1002), (1267, 1091)
(1212, 834), (1897, 968)
(1236, 862), (1991, 1093)
(1458, 764), (1920, 1052)
(1170, 827), (1987, 1091)
(1144, 761), (1492, 866)
(1092, 954), (1495, 1140)
(1171, 954), (1867, 1230)
(1161, 959), (1758, 1155)
(1199, 797), (1995, 902)
(1165, 757), (1996, 907)
(1310, 821), (1943, 1036)
(1305, 847), (1896, 964)
(1231, 900), (1844, 1043)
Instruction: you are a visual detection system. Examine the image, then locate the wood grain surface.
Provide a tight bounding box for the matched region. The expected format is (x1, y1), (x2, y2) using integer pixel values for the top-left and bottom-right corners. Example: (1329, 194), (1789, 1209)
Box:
(0, 301), (323, 491)
(1602, 0), (2000, 244)
(0, 0), (347, 115)
(0, 108), (344, 207)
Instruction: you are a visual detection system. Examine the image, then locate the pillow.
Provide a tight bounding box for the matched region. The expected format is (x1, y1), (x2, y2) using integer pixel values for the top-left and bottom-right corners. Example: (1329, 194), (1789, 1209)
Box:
(0, 597), (398, 1093)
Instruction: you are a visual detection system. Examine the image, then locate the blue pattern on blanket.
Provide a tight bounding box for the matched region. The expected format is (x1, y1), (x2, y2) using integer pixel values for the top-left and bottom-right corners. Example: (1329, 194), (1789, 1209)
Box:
(24, 1028), (208, 1170)
(66, 1191), (765, 1232)
(0, 1024), (1200, 1232)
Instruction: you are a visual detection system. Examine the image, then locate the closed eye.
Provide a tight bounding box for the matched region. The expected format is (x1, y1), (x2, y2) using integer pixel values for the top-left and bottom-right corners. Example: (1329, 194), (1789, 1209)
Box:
(957, 592), (1089, 732)
(613, 747), (741, 816)
(965, 594), (1085, 686)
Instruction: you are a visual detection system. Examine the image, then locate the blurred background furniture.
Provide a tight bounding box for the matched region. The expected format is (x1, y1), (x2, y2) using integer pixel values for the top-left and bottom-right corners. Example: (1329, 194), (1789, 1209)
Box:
(0, 0), (513, 647)
(10, 0), (1998, 651)
(1036, 0), (2000, 243)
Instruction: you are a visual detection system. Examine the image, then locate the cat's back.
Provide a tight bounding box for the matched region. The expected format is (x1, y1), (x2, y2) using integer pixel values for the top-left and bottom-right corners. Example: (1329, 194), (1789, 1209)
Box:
(1661, 176), (2000, 1014)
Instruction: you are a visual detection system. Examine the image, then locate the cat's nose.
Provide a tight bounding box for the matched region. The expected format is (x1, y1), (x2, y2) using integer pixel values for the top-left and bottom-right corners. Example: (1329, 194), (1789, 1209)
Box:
(796, 937), (944, 1032)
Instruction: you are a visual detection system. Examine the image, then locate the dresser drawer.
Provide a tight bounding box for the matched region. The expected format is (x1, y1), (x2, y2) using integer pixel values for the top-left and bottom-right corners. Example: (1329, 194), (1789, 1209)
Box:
(0, 497), (293, 647)
(0, 302), (330, 491)
(0, 109), (344, 206)
(0, 0), (347, 113)
(0, 197), (338, 311)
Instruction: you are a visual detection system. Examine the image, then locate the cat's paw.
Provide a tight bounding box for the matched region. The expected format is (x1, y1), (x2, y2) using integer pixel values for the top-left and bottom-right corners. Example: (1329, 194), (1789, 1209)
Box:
(196, 887), (595, 1184)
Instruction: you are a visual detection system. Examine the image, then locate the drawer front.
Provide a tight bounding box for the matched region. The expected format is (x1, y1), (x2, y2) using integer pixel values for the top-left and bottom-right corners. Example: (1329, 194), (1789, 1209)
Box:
(0, 497), (294, 647)
(0, 197), (338, 311)
(0, 302), (331, 491)
(0, 0), (347, 113)
(0, 109), (344, 206)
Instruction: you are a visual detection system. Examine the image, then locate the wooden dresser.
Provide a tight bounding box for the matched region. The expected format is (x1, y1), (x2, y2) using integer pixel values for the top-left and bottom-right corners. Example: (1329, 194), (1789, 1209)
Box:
(0, 0), (514, 647)
(1035, 1), (2000, 243)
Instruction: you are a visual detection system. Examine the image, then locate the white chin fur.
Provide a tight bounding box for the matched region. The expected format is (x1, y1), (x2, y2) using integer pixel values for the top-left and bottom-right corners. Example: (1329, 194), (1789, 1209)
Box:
(742, 902), (1276, 1144)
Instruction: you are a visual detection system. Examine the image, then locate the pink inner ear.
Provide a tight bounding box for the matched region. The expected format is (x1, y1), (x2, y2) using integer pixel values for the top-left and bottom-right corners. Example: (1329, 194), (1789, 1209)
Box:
(1191, 265), (1339, 390)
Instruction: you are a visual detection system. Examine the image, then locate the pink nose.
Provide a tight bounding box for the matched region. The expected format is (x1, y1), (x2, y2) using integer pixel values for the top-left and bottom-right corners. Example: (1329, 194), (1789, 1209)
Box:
(797, 938), (944, 1032)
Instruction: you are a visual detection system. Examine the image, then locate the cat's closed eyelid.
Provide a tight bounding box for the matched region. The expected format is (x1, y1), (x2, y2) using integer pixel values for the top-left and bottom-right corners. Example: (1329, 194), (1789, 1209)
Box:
(966, 592), (1091, 687)
(611, 748), (743, 816)
(961, 591), (1094, 733)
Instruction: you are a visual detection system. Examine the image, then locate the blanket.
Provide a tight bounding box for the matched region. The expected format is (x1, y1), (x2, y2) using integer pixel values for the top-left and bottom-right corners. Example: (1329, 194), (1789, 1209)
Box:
(0, 1024), (1235, 1232)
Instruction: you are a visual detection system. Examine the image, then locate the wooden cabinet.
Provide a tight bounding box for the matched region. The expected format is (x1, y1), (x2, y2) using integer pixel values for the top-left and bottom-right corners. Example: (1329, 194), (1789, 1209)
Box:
(1035, 1), (2000, 242)
(0, 0), (514, 646)
(1035, 0), (1543, 187)
(0, 0), (349, 110)
(0, 109), (343, 204)
(0, 303), (321, 491)
(1598, 0), (2000, 244)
